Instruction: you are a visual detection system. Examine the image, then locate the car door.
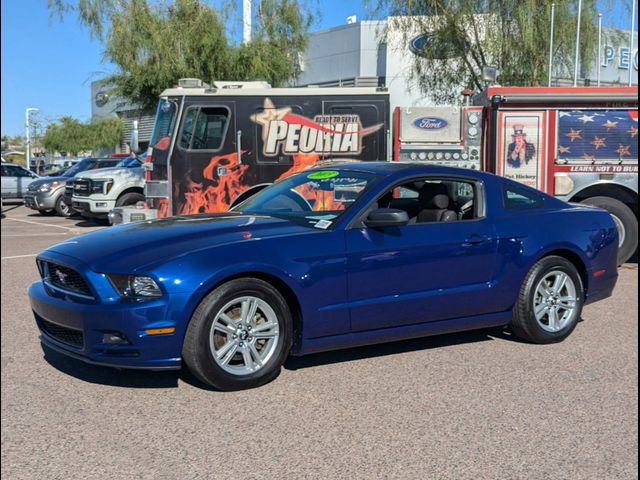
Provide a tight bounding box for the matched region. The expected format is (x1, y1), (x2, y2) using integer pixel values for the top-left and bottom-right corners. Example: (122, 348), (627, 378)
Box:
(15, 166), (37, 196)
(345, 176), (502, 332)
(1, 164), (19, 197)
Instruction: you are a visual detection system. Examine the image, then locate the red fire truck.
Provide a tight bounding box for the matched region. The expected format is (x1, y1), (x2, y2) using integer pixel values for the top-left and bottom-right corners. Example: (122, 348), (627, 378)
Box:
(393, 86), (638, 264)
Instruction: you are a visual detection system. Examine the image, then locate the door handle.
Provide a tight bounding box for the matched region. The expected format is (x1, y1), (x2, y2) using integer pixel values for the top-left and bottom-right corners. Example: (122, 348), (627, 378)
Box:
(462, 234), (490, 247)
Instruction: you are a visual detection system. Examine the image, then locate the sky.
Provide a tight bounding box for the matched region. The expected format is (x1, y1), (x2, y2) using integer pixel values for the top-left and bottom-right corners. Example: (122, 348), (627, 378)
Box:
(1, 0), (636, 137)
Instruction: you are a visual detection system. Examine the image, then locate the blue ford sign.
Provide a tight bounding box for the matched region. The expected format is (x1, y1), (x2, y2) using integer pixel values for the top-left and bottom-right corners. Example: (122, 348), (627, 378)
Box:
(413, 117), (449, 130)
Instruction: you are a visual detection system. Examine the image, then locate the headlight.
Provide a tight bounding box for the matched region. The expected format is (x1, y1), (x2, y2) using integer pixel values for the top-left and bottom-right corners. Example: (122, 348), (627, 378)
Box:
(38, 181), (60, 193)
(91, 179), (114, 194)
(107, 274), (162, 298)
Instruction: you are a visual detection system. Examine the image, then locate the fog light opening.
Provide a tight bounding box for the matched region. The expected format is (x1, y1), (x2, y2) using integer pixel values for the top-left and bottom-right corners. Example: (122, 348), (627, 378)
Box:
(103, 332), (130, 344)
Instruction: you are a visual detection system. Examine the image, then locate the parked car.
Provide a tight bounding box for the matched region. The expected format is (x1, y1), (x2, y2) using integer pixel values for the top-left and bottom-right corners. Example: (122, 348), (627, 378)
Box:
(24, 157), (121, 217)
(70, 155), (144, 220)
(28, 163), (619, 390)
(62, 158), (123, 216)
(1, 163), (38, 199)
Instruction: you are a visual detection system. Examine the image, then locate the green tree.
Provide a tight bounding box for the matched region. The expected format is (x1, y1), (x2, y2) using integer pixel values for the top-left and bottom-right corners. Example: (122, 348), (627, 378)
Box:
(42, 116), (122, 155)
(49, 0), (312, 111)
(376, 0), (606, 103)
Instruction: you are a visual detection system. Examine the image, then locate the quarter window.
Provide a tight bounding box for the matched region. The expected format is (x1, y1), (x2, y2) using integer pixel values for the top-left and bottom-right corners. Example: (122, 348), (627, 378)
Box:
(503, 185), (544, 210)
(179, 106), (229, 151)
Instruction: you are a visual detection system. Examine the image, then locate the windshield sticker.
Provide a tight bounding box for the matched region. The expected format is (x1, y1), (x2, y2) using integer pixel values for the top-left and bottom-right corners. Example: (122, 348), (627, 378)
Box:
(308, 171), (339, 180)
(314, 219), (333, 229)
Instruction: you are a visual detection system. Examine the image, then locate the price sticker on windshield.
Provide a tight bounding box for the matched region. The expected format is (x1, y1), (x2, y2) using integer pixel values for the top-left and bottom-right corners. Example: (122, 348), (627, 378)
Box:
(308, 171), (339, 180)
(314, 219), (333, 229)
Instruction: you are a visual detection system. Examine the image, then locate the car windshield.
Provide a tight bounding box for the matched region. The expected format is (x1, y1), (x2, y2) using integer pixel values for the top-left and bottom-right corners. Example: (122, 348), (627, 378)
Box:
(62, 159), (95, 177)
(233, 169), (380, 228)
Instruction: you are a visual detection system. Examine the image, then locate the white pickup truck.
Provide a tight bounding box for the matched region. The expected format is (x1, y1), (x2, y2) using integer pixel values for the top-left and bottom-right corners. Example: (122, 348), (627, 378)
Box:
(71, 156), (145, 221)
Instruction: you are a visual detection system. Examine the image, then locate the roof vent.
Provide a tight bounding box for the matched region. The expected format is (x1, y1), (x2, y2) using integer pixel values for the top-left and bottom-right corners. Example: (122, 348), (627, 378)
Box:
(213, 81), (271, 89)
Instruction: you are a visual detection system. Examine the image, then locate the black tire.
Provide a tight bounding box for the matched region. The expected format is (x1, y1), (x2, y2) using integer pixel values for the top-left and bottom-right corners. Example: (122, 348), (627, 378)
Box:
(115, 192), (145, 207)
(581, 196), (637, 265)
(510, 256), (583, 344)
(55, 194), (71, 217)
(182, 278), (293, 391)
(38, 209), (56, 216)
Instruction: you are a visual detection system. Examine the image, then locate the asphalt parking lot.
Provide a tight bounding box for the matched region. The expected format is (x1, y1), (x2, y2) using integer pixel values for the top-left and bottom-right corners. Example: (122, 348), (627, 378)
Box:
(1, 204), (638, 480)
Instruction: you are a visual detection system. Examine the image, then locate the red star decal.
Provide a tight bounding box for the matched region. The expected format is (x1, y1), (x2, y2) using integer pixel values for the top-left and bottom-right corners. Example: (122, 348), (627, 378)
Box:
(558, 145), (571, 154)
(581, 153), (595, 161)
(590, 137), (607, 150)
(603, 120), (618, 130)
(616, 144), (631, 157)
(565, 129), (582, 142)
(627, 126), (638, 138)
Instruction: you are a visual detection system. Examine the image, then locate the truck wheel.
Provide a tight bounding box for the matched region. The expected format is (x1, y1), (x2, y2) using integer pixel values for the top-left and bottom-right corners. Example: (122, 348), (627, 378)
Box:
(55, 195), (71, 217)
(182, 278), (293, 391)
(581, 196), (638, 265)
(115, 192), (145, 207)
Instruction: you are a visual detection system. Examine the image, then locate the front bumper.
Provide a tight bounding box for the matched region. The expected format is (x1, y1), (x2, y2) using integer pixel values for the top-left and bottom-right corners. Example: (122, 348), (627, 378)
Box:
(29, 279), (187, 370)
(72, 197), (116, 217)
(24, 190), (60, 211)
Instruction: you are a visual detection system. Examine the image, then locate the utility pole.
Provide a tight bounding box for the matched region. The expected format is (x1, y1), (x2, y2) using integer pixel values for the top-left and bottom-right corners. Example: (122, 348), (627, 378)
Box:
(597, 13), (602, 86)
(573, 0), (583, 86)
(25, 107), (39, 169)
(548, 3), (556, 87)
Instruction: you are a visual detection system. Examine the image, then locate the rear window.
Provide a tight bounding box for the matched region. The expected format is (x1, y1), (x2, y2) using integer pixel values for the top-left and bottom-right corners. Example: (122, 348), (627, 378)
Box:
(503, 185), (544, 210)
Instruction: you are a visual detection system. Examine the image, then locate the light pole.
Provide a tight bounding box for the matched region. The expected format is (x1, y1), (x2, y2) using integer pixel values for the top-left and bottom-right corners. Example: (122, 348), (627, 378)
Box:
(25, 107), (39, 169)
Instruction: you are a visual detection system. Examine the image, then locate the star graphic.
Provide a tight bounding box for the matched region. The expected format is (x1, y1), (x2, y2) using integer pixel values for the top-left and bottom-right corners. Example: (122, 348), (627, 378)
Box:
(578, 114), (595, 123)
(250, 98), (292, 143)
(616, 144), (631, 157)
(627, 126), (638, 138)
(603, 120), (618, 130)
(565, 128), (582, 142)
(581, 152), (595, 161)
(590, 137), (607, 150)
(558, 145), (571, 154)
(559, 111), (572, 118)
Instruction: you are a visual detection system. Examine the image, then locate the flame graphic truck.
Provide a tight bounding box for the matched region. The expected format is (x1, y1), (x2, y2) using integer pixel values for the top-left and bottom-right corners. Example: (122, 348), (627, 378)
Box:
(136, 79), (389, 219)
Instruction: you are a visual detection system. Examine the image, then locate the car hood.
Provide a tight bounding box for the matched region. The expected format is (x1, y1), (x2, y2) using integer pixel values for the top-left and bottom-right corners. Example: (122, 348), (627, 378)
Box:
(43, 213), (318, 272)
(77, 166), (144, 179)
(27, 176), (67, 189)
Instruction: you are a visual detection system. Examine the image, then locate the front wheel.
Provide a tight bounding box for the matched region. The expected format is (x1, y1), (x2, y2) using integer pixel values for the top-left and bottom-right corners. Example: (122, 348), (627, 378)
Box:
(510, 256), (583, 344)
(55, 194), (71, 217)
(38, 209), (56, 216)
(115, 192), (145, 207)
(182, 278), (293, 390)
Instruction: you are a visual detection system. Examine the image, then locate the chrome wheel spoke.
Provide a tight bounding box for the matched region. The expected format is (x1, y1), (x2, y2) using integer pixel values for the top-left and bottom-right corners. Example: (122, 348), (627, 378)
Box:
(548, 308), (559, 331)
(218, 341), (239, 366)
(241, 347), (253, 370)
(557, 296), (576, 309)
(241, 299), (259, 325)
(534, 302), (548, 320)
(552, 273), (568, 295)
(249, 342), (264, 367)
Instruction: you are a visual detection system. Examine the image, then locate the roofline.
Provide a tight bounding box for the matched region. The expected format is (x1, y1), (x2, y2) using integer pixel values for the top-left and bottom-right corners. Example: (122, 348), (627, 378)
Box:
(159, 86), (389, 97)
(484, 86), (638, 104)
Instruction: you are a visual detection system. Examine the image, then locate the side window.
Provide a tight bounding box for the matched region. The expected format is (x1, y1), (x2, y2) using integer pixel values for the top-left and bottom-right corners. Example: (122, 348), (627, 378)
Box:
(0, 165), (10, 176)
(374, 178), (480, 223)
(16, 167), (34, 177)
(503, 185), (544, 210)
(179, 106), (229, 151)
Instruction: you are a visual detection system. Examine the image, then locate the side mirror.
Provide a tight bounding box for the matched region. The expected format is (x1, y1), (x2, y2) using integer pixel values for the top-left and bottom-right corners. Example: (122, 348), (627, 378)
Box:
(364, 208), (409, 228)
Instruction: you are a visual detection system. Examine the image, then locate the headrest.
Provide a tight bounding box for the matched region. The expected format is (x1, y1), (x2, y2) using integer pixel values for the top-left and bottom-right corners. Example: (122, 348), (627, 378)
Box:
(419, 183), (448, 204)
(427, 193), (449, 209)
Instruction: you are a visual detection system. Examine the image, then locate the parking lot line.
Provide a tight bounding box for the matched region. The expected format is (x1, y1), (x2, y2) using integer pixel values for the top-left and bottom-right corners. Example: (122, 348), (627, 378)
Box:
(1, 253), (38, 260)
(3, 217), (76, 231)
(2, 233), (69, 237)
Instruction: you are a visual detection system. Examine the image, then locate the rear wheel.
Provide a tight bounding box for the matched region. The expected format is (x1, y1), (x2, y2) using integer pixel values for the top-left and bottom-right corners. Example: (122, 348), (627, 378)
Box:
(581, 196), (637, 265)
(510, 256), (583, 344)
(183, 278), (293, 390)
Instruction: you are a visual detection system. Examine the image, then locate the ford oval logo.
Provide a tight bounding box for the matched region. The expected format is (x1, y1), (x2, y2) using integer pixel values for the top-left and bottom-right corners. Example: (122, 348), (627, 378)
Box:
(413, 117), (449, 130)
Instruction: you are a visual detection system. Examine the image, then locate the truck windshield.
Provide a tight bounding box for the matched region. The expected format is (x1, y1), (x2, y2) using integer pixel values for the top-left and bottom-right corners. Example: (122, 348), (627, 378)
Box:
(62, 159), (95, 177)
(233, 169), (380, 228)
(150, 99), (177, 149)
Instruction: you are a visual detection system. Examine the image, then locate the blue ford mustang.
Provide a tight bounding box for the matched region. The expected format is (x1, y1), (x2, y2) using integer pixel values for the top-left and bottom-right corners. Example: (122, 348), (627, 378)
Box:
(29, 163), (619, 390)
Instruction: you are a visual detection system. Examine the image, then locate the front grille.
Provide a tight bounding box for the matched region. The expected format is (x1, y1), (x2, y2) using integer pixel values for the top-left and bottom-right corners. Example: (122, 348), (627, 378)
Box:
(44, 262), (93, 297)
(73, 179), (91, 197)
(39, 317), (84, 347)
